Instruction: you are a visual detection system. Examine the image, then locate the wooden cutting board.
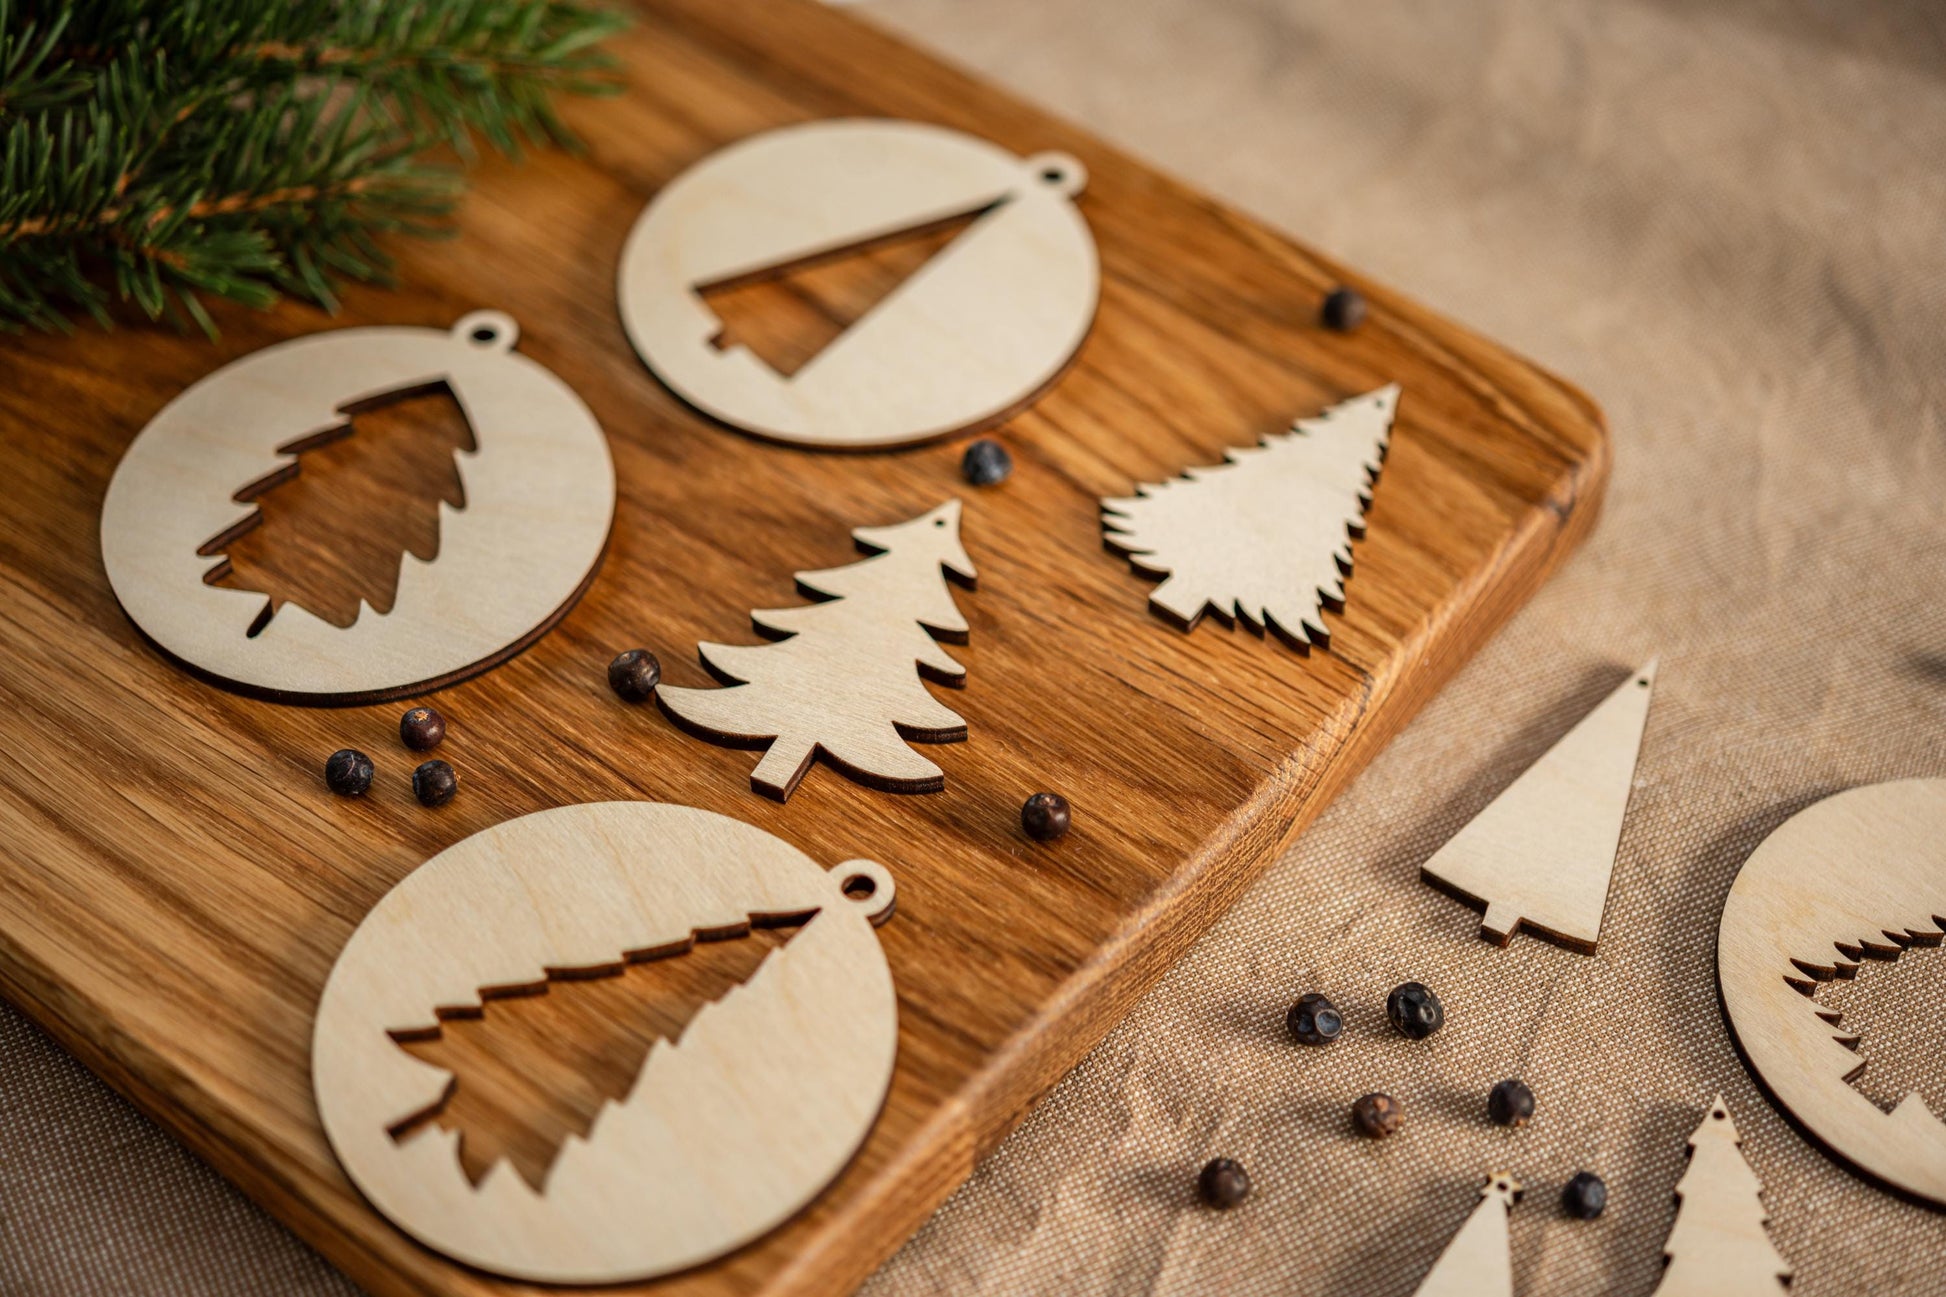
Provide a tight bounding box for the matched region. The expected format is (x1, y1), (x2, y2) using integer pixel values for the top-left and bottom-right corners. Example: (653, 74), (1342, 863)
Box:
(0, 2), (1607, 1294)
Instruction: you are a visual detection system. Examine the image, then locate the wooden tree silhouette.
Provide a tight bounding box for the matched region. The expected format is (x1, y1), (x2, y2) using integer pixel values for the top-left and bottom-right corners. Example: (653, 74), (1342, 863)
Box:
(1102, 384), (1398, 650)
(1410, 1172), (1521, 1297)
(659, 500), (977, 800)
(200, 381), (475, 633)
(1652, 1098), (1792, 1296)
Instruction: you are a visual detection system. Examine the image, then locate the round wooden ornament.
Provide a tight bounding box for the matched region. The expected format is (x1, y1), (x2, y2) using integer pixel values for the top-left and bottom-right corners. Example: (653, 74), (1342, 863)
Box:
(100, 312), (614, 703)
(1717, 778), (1946, 1207)
(617, 118), (1099, 449)
(313, 802), (900, 1283)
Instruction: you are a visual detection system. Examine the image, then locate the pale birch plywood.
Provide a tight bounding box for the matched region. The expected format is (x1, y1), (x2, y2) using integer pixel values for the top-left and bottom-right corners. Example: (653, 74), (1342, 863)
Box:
(0, 3), (1610, 1294)
(617, 119), (1098, 450)
(313, 802), (899, 1284)
(1101, 385), (1397, 650)
(98, 313), (615, 704)
(1651, 1098), (1792, 1296)
(658, 500), (976, 801)
(1716, 779), (1946, 1207)
(1409, 1172), (1521, 1297)
(1420, 659), (1658, 952)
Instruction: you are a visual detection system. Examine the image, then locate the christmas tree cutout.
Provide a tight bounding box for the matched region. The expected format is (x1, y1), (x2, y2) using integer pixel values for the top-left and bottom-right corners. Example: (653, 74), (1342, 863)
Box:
(659, 500), (976, 801)
(198, 380), (475, 635)
(1421, 660), (1659, 953)
(1652, 1098), (1792, 1296)
(1101, 385), (1398, 650)
(700, 202), (997, 379)
(392, 916), (806, 1192)
(1409, 1172), (1521, 1297)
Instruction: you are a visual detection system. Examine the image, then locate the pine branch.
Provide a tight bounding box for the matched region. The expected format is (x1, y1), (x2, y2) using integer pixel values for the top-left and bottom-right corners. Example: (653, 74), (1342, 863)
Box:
(0, 0), (627, 334)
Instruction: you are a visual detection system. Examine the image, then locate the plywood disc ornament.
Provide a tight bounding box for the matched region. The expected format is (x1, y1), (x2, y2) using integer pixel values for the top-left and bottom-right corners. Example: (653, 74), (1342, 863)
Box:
(1717, 778), (1946, 1207)
(1102, 385), (1398, 650)
(99, 313), (614, 703)
(617, 119), (1098, 449)
(313, 802), (900, 1284)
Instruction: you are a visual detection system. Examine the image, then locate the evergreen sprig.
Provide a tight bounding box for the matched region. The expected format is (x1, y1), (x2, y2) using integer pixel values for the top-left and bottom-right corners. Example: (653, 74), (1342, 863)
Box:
(0, 0), (627, 334)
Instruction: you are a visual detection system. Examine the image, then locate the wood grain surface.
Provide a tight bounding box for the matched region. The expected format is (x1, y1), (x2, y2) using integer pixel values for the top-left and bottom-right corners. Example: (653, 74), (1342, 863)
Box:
(0, 2), (1607, 1295)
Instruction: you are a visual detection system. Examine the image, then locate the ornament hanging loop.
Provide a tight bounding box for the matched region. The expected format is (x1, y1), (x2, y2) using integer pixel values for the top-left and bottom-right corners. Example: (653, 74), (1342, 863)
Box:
(453, 309), (519, 354)
(833, 858), (897, 926)
(1024, 150), (1087, 198)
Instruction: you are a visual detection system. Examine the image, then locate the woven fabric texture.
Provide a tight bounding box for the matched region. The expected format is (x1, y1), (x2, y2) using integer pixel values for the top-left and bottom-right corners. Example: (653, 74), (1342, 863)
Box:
(4, 1), (1945, 1294)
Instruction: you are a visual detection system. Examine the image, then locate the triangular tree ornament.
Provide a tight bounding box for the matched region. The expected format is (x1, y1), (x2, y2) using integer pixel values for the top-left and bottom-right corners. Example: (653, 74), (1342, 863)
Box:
(1409, 1172), (1521, 1297)
(1652, 1098), (1792, 1296)
(659, 500), (976, 801)
(1101, 385), (1398, 650)
(1421, 659), (1659, 952)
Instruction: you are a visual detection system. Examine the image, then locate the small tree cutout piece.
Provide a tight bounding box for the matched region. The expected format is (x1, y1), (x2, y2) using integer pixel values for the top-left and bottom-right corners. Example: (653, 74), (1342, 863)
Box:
(1410, 1172), (1521, 1297)
(1420, 660), (1659, 953)
(1652, 1098), (1792, 1297)
(658, 500), (976, 801)
(1101, 385), (1399, 650)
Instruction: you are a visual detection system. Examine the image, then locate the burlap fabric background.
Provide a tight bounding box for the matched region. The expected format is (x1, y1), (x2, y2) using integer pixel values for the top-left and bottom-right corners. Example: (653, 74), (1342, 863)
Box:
(4, 1), (1944, 1293)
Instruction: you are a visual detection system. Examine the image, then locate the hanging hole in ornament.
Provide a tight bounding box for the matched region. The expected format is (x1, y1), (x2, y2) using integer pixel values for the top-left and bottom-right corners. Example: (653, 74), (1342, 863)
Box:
(1024, 151), (1086, 198)
(833, 859), (896, 924)
(453, 310), (518, 354)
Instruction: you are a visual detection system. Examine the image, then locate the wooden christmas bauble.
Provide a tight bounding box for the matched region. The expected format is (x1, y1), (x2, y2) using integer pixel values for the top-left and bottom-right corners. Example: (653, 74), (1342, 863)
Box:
(617, 119), (1099, 449)
(1717, 778), (1946, 1206)
(313, 801), (900, 1283)
(99, 312), (614, 703)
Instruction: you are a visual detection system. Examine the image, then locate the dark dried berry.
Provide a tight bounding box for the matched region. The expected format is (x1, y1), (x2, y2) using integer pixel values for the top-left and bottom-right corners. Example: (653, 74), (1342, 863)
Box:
(1561, 1171), (1607, 1219)
(1286, 992), (1343, 1046)
(1352, 1092), (1404, 1138)
(1386, 981), (1444, 1039)
(1021, 791), (1071, 841)
(960, 438), (1013, 486)
(412, 759), (457, 808)
(1321, 286), (1367, 332)
(1197, 1157), (1250, 1208)
(399, 706), (446, 751)
(1487, 1078), (1535, 1128)
(608, 649), (662, 703)
(324, 749), (374, 797)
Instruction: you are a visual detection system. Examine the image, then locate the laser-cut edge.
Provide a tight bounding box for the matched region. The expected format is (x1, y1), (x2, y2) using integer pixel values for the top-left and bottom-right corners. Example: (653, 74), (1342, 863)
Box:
(1782, 914), (1946, 1097)
(195, 378), (479, 636)
(312, 803), (902, 1283)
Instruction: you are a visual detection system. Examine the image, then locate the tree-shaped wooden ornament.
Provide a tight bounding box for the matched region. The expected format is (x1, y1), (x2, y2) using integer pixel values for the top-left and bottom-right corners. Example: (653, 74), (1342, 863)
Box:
(1409, 1172), (1521, 1297)
(1101, 385), (1398, 650)
(659, 500), (976, 801)
(1421, 660), (1659, 952)
(312, 802), (900, 1284)
(1651, 1098), (1792, 1296)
